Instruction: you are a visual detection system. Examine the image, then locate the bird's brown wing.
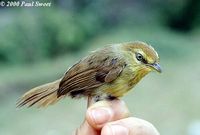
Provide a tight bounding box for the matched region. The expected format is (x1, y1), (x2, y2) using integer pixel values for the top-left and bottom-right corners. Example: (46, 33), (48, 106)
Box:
(57, 53), (126, 98)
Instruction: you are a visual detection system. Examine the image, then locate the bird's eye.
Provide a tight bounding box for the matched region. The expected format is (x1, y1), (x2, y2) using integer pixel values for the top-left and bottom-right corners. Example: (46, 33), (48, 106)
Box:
(136, 53), (144, 62)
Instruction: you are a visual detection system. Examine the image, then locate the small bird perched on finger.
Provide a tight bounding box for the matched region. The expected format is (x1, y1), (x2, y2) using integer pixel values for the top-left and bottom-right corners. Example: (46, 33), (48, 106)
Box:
(17, 41), (161, 108)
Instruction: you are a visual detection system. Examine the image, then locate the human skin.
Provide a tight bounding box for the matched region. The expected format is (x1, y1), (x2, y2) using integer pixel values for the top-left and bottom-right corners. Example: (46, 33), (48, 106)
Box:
(74, 100), (160, 135)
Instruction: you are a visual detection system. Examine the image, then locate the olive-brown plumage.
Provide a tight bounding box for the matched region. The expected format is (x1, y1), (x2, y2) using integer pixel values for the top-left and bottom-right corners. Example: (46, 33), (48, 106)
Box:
(17, 41), (161, 107)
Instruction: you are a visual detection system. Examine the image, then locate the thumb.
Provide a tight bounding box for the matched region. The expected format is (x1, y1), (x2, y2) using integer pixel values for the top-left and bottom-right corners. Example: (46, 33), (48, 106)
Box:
(73, 99), (130, 135)
(73, 101), (113, 135)
(86, 100), (130, 129)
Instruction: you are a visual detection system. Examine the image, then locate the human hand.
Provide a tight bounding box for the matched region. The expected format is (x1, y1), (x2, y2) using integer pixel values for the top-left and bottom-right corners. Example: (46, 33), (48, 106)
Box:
(74, 99), (160, 135)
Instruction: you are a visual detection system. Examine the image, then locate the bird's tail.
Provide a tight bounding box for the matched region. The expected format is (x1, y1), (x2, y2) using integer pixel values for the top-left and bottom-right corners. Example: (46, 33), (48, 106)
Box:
(17, 79), (62, 108)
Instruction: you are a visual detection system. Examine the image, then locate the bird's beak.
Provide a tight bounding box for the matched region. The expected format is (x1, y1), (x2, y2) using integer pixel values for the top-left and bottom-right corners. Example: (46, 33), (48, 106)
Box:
(148, 63), (162, 73)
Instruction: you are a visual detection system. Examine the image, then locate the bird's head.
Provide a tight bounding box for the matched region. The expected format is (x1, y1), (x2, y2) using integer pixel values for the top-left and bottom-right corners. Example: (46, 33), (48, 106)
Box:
(123, 41), (162, 74)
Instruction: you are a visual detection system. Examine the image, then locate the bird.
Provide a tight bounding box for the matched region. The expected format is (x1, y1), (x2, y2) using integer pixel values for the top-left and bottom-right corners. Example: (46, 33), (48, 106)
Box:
(17, 41), (161, 108)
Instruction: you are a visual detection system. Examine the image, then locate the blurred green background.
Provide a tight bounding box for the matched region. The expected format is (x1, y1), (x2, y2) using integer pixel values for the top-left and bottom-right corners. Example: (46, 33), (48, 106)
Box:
(0, 0), (200, 135)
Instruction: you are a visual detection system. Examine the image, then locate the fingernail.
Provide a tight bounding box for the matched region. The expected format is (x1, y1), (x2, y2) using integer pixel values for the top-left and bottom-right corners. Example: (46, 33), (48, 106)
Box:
(109, 125), (129, 135)
(90, 107), (112, 125)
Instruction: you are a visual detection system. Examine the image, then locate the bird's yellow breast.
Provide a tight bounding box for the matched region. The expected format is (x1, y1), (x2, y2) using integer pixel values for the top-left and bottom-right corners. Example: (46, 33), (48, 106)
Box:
(94, 44), (152, 98)
(100, 66), (149, 97)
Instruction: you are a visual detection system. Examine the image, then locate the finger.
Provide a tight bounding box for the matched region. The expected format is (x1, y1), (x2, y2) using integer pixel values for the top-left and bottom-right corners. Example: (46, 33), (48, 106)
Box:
(86, 99), (130, 130)
(101, 117), (160, 135)
(73, 120), (99, 135)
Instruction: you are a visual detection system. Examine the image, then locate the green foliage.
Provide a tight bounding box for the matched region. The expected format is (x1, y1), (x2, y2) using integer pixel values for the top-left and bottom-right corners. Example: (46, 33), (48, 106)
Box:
(0, 9), (102, 64)
(0, 0), (199, 65)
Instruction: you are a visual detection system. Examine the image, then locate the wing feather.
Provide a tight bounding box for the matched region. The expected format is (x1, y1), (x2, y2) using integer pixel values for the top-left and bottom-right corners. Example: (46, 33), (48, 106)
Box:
(57, 48), (127, 98)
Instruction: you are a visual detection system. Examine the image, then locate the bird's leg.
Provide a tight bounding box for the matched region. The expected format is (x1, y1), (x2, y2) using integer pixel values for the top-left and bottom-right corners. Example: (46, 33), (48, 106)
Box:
(87, 95), (103, 107)
(87, 96), (93, 108)
(106, 94), (117, 100)
(87, 94), (118, 108)
(93, 94), (118, 103)
(94, 95), (102, 102)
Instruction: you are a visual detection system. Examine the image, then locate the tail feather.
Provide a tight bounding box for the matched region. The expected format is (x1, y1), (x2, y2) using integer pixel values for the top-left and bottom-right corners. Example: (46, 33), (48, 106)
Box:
(17, 79), (62, 108)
